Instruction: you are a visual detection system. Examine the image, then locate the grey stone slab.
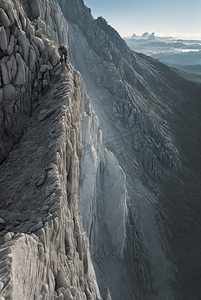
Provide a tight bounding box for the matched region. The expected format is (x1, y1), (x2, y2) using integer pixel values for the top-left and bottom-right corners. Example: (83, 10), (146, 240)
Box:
(17, 31), (29, 64)
(0, 57), (9, 85)
(0, 8), (10, 27)
(33, 36), (45, 53)
(5, 2), (15, 26)
(14, 53), (26, 85)
(3, 84), (16, 102)
(0, 25), (7, 50)
(6, 34), (15, 56)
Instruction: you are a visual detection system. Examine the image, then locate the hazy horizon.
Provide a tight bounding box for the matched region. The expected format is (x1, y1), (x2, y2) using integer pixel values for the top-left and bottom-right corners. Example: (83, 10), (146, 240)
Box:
(84, 0), (201, 40)
(124, 32), (201, 40)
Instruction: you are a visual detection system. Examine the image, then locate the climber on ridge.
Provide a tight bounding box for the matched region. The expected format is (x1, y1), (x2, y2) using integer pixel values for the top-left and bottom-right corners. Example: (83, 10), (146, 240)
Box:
(58, 44), (68, 65)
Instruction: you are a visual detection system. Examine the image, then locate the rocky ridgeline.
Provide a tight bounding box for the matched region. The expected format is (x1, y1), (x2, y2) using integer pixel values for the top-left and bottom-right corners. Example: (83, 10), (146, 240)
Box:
(0, 64), (102, 299)
(1, 0), (180, 180)
(0, 0), (60, 163)
(54, 0), (181, 178)
(0, 0), (104, 298)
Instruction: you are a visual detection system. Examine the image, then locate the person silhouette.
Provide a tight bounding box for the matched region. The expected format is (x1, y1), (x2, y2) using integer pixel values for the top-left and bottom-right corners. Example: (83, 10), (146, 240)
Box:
(58, 44), (68, 65)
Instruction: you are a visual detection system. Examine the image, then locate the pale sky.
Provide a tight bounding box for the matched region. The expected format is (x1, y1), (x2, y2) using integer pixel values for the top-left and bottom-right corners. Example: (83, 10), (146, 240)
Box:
(84, 0), (201, 39)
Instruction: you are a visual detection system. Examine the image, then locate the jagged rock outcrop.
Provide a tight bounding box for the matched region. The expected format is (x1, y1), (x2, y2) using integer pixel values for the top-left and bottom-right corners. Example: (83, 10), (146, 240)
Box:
(0, 1), (104, 297)
(0, 63), (102, 299)
(0, 0), (60, 163)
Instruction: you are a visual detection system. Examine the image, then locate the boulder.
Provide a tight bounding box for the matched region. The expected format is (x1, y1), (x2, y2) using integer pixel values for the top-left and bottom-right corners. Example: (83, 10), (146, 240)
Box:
(19, 10), (26, 32)
(11, 55), (17, 79)
(31, 41), (40, 58)
(37, 71), (42, 80)
(0, 8), (10, 27)
(63, 288), (73, 300)
(38, 57), (43, 68)
(41, 46), (49, 64)
(4, 232), (15, 243)
(56, 271), (69, 290)
(17, 31), (29, 64)
(35, 28), (42, 38)
(69, 286), (77, 297)
(33, 36), (44, 53)
(0, 217), (5, 225)
(5, 26), (10, 43)
(15, 53), (26, 85)
(6, 2), (15, 26)
(3, 83), (16, 101)
(12, 25), (20, 38)
(29, 48), (36, 72)
(0, 26), (7, 50)
(6, 34), (15, 55)
(0, 58), (9, 84)
(40, 64), (50, 73)
(6, 55), (15, 81)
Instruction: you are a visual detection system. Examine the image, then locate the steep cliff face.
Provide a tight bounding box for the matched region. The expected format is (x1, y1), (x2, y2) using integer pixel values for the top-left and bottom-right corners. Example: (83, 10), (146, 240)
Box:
(0, 1), (103, 298)
(0, 62), (102, 300)
(61, 3), (201, 299)
(79, 104), (127, 260)
(0, 0), (201, 300)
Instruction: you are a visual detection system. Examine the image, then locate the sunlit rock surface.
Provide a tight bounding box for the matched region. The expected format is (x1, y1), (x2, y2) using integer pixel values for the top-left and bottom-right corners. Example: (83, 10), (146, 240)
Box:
(79, 103), (127, 260)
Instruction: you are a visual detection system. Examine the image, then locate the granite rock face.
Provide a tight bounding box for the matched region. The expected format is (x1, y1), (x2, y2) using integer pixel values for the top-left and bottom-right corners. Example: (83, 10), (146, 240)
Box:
(0, 1), (103, 298)
(0, 0), (60, 163)
(0, 64), (101, 300)
(0, 26), (7, 50)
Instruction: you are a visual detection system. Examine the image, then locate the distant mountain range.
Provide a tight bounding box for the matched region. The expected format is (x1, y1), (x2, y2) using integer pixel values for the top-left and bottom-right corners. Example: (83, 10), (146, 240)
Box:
(132, 32), (156, 39)
(124, 33), (201, 78)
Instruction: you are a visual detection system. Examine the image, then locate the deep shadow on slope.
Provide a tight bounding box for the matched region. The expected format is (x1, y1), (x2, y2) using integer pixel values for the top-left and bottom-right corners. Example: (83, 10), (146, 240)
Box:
(160, 79), (201, 300)
(137, 54), (201, 299)
(137, 53), (201, 173)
